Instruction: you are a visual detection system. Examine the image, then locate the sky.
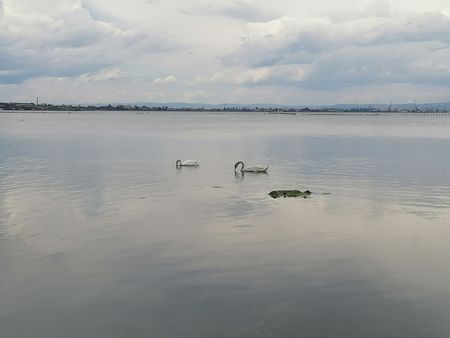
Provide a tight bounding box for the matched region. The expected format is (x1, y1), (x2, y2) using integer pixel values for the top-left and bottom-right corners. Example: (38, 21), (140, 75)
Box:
(1, 0), (450, 105)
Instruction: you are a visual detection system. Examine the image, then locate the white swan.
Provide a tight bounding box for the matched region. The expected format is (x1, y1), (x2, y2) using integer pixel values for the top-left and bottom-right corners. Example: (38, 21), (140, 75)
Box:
(176, 159), (200, 168)
(234, 161), (268, 173)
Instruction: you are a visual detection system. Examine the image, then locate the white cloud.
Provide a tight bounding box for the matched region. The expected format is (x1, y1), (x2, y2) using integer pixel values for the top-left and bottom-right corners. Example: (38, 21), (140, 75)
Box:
(185, 0), (275, 22)
(194, 64), (312, 85)
(153, 75), (177, 84)
(215, 12), (450, 89)
(443, 8), (450, 18)
(0, 1), (177, 84)
(81, 67), (122, 82)
(2, 0), (450, 104)
(224, 13), (450, 66)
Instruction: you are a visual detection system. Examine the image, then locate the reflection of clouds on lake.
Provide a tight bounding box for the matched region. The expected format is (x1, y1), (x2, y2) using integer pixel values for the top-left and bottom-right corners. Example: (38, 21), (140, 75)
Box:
(215, 195), (272, 220)
(1, 113), (450, 337)
(266, 134), (450, 215)
(269, 135), (450, 181)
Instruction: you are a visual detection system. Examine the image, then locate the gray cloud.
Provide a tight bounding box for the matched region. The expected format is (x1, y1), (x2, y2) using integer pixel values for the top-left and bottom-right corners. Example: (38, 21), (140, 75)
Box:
(2, 0), (450, 104)
(214, 12), (450, 89)
(80, 1), (120, 23)
(185, 0), (275, 22)
(224, 14), (450, 66)
(0, 4), (177, 84)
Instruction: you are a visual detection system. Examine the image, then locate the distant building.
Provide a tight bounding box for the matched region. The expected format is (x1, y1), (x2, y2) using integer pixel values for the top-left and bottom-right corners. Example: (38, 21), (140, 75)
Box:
(14, 103), (36, 110)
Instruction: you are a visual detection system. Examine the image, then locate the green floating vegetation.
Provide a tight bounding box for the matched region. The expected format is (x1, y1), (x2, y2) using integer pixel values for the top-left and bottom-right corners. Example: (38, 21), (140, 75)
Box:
(269, 190), (312, 199)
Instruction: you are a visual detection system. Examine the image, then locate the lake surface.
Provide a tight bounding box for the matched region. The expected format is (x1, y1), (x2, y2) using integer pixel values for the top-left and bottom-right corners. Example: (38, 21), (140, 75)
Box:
(1, 111), (450, 337)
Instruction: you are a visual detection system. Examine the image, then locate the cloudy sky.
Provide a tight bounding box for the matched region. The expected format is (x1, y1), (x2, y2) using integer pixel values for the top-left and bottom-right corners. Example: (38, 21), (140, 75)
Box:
(1, 0), (450, 104)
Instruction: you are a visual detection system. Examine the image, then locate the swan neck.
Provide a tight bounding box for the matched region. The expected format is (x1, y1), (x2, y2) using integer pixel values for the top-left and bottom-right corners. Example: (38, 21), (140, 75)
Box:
(234, 161), (244, 172)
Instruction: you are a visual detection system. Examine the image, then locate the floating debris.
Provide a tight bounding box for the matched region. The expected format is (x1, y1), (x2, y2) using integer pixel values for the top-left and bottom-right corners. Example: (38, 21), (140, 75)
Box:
(269, 190), (312, 199)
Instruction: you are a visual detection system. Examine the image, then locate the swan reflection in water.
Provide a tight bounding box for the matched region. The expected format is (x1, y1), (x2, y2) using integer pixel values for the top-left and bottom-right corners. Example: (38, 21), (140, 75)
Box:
(234, 170), (268, 181)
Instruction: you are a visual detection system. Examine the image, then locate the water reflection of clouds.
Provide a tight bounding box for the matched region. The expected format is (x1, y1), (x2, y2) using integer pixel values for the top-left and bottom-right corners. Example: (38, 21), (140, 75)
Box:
(269, 135), (450, 183)
(81, 197), (450, 338)
(2, 113), (450, 337)
(266, 135), (450, 215)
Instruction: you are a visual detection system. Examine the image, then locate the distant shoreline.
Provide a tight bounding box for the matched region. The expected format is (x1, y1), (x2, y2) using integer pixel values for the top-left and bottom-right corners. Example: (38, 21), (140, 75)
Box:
(1, 103), (449, 114)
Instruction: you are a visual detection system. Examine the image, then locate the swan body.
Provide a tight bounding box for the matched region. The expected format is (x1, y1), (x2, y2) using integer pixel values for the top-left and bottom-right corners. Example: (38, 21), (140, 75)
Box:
(234, 161), (268, 173)
(176, 159), (200, 167)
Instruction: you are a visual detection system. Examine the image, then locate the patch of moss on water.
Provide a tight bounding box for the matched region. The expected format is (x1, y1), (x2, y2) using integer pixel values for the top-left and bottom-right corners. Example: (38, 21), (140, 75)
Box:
(269, 190), (312, 199)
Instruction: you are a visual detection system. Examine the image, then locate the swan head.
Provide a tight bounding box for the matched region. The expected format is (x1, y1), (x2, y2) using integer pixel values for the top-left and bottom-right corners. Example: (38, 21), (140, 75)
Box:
(176, 160), (181, 167)
(234, 161), (244, 172)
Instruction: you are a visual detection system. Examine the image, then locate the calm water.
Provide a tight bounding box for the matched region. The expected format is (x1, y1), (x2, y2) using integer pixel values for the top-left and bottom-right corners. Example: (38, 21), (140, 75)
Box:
(1, 111), (450, 337)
